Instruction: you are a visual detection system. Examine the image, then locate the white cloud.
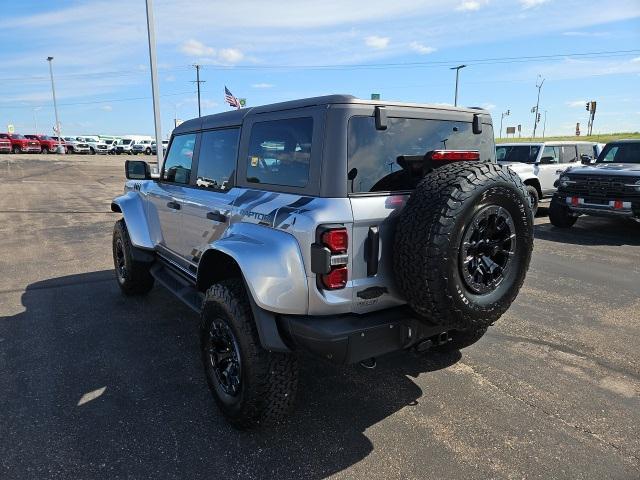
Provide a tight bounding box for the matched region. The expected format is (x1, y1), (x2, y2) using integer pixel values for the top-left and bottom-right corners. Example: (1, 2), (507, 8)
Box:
(409, 41), (436, 54)
(566, 100), (586, 108)
(456, 1), (483, 11)
(365, 35), (390, 49)
(218, 48), (244, 64)
(252, 83), (274, 89)
(100, 105), (113, 111)
(519, 0), (550, 9)
(180, 39), (215, 57)
(631, 57), (640, 63)
(482, 103), (496, 110)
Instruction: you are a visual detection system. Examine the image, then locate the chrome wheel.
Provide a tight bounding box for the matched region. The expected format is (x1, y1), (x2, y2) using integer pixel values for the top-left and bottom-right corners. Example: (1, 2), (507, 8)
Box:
(460, 205), (516, 294)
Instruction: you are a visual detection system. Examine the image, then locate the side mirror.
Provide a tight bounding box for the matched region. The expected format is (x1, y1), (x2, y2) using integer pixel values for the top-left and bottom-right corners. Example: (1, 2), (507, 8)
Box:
(125, 160), (151, 180)
(580, 154), (592, 164)
(539, 156), (557, 165)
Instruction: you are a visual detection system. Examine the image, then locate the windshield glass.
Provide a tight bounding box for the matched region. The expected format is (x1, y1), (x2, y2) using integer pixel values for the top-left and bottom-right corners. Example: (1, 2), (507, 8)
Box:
(122, 139), (133, 145)
(496, 145), (541, 163)
(597, 142), (640, 164)
(12, 134), (26, 139)
(347, 116), (495, 193)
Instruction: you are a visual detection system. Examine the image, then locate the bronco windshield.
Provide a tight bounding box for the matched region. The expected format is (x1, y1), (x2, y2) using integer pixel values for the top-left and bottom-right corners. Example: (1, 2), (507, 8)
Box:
(597, 142), (640, 164)
(496, 145), (541, 163)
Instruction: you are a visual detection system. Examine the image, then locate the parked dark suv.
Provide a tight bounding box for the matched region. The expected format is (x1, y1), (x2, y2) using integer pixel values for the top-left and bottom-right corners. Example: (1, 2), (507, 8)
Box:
(111, 95), (534, 428)
(550, 139), (640, 226)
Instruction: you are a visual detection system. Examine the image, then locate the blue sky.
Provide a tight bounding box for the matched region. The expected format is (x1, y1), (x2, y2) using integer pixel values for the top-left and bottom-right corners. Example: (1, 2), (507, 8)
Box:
(0, 0), (639, 138)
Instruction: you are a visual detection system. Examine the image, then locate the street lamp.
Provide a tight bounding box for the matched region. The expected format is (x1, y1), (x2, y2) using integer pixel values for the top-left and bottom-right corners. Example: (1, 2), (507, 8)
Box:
(499, 109), (510, 138)
(145, 0), (163, 167)
(46, 56), (65, 154)
(450, 64), (467, 107)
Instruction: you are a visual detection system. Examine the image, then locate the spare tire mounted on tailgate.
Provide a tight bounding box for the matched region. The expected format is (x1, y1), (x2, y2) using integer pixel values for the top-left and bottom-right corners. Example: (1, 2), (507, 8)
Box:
(394, 162), (534, 330)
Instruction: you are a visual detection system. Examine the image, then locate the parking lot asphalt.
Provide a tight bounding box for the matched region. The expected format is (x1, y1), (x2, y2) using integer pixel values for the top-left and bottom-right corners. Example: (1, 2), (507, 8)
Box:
(1, 153), (639, 480)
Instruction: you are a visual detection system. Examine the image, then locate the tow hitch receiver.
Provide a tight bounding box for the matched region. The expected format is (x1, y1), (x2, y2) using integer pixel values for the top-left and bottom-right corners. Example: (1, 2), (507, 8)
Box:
(414, 332), (451, 353)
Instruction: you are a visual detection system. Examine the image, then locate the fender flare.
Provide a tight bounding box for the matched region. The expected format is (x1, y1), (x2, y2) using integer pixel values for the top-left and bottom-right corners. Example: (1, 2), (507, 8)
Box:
(202, 223), (309, 316)
(110, 191), (154, 250)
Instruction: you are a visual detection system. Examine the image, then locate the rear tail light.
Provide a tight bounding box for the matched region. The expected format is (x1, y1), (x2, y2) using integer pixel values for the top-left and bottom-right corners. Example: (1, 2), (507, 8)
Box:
(429, 150), (480, 161)
(321, 228), (348, 253)
(312, 227), (349, 290)
(321, 266), (348, 290)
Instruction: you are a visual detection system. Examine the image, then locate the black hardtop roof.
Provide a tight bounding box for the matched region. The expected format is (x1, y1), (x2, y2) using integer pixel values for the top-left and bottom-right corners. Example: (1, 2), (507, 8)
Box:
(173, 94), (489, 134)
(608, 139), (640, 144)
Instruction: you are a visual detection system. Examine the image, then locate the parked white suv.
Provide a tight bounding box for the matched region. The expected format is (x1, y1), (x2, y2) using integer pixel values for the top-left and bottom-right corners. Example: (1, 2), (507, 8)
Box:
(496, 141), (598, 215)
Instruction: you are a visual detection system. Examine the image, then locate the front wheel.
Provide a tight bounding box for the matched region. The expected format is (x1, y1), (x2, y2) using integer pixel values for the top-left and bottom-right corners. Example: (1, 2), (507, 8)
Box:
(145, 148), (151, 155)
(549, 195), (578, 228)
(112, 219), (154, 295)
(525, 185), (540, 217)
(394, 162), (534, 330)
(200, 279), (298, 429)
(12, 146), (20, 154)
(42, 147), (49, 154)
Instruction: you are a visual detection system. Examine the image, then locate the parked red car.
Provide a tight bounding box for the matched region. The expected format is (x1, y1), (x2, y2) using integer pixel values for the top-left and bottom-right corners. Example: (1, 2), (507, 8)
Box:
(0, 133), (41, 153)
(24, 134), (60, 154)
(0, 137), (10, 153)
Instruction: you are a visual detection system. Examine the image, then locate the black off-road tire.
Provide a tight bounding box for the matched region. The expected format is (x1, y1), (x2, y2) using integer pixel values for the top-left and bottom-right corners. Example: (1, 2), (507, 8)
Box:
(525, 184), (539, 217)
(200, 279), (298, 430)
(394, 162), (534, 330)
(549, 194), (578, 228)
(435, 326), (488, 352)
(112, 219), (155, 295)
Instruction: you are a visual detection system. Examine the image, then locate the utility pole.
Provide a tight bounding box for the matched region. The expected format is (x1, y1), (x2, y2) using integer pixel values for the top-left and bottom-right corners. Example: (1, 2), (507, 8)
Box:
(586, 101), (597, 136)
(46, 57), (65, 154)
(499, 109), (510, 138)
(532, 75), (544, 138)
(145, 0), (163, 167)
(192, 64), (205, 117)
(450, 65), (466, 107)
(33, 107), (41, 134)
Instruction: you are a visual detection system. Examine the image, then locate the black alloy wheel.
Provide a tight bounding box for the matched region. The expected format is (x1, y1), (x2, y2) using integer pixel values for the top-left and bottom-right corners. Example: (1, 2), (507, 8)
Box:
(114, 237), (127, 285)
(205, 318), (242, 397)
(460, 205), (516, 295)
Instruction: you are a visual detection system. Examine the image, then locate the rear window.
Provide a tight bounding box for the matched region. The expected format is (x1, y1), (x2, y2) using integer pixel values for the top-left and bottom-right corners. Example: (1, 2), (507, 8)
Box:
(348, 116), (495, 193)
(246, 117), (313, 188)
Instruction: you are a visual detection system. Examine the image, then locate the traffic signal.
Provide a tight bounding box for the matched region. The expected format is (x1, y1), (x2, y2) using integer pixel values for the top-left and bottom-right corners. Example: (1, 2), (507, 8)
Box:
(586, 102), (590, 111)
(537, 113), (541, 122)
(591, 101), (596, 113)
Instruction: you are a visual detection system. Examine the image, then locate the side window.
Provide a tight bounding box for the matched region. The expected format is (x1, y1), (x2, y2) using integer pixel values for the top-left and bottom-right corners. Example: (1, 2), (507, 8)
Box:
(560, 145), (577, 163)
(601, 146), (619, 163)
(162, 133), (196, 184)
(541, 146), (559, 163)
(246, 117), (313, 188)
(196, 129), (239, 191)
(577, 144), (594, 162)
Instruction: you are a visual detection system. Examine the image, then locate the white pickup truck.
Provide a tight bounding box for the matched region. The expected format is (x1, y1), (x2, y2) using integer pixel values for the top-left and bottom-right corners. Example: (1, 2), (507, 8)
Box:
(496, 141), (599, 215)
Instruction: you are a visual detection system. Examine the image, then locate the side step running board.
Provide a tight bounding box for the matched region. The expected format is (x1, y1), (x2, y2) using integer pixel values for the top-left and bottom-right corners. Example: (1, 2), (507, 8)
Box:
(150, 263), (204, 314)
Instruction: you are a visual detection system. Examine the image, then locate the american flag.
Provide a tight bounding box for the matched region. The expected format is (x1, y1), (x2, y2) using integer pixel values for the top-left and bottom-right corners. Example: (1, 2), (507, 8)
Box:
(224, 86), (241, 109)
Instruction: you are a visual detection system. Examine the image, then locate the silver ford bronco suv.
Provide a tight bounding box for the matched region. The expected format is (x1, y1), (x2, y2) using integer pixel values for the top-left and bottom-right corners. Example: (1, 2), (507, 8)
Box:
(111, 95), (534, 429)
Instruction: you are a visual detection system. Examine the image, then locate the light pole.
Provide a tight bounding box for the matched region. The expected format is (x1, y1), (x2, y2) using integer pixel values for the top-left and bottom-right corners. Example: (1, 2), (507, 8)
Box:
(46, 57), (65, 154)
(145, 0), (163, 167)
(499, 109), (510, 138)
(542, 110), (547, 138)
(532, 75), (545, 138)
(450, 65), (466, 107)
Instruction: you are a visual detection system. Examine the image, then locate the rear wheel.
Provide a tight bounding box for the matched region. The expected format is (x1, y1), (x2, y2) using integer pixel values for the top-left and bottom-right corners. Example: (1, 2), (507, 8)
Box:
(549, 195), (578, 228)
(112, 219), (154, 295)
(200, 279), (298, 429)
(90, 147), (96, 155)
(394, 162), (534, 330)
(12, 146), (20, 154)
(42, 147), (49, 154)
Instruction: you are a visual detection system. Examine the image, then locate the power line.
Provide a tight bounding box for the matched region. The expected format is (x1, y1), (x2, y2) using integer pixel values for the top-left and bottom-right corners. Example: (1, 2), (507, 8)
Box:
(0, 90), (194, 109)
(0, 49), (637, 84)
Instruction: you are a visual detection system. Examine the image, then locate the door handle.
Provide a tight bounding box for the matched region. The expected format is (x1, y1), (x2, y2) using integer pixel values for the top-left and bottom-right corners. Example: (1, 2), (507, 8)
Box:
(166, 201), (181, 210)
(207, 210), (228, 223)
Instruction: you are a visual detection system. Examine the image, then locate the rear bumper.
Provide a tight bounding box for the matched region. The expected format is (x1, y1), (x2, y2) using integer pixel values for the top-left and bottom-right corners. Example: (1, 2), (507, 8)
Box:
(279, 306), (451, 364)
